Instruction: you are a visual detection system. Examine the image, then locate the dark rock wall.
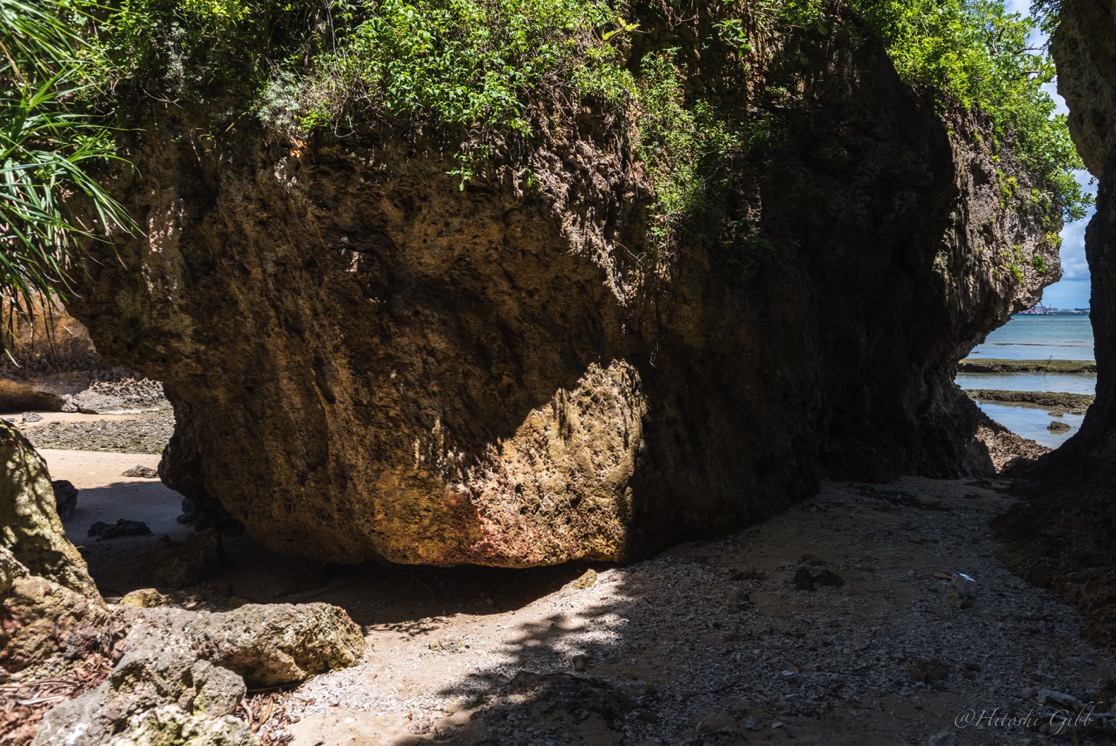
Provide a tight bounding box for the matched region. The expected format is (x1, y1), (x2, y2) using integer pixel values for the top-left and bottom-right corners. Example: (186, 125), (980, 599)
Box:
(69, 14), (1056, 566)
(1031, 0), (1116, 486)
(994, 0), (1116, 648)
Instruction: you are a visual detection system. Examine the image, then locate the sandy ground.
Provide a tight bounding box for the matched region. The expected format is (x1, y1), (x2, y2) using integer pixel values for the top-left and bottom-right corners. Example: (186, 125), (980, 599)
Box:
(40, 448), (188, 597)
(27, 432), (1116, 745)
(257, 478), (1116, 746)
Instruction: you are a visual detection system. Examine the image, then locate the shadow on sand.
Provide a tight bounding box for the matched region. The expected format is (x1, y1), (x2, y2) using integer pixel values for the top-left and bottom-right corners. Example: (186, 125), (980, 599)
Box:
(68, 480), (1116, 745)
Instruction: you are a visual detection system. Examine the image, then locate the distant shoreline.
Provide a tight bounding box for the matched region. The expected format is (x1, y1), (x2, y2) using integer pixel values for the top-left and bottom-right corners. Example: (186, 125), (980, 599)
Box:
(958, 358), (1096, 374)
(965, 389), (1093, 415)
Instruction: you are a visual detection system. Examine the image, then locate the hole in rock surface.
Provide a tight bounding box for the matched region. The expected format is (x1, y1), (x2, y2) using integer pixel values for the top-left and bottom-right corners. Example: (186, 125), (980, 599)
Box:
(956, 301), (1094, 450)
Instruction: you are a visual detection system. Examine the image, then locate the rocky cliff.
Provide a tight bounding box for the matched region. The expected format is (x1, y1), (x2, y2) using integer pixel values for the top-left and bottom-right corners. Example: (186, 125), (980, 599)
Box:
(995, 0), (1116, 648)
(68, 3), (1058, 566)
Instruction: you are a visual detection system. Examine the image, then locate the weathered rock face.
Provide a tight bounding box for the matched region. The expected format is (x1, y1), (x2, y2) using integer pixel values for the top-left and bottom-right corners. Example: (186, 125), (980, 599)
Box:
(69, 11), (1057, 566)
(0, 420), (110, 676)
(1039, 0), (1116, 476)
(0, 295), (100, 374)
(34, 602), (364, 746)
(0, 420), (97, 597)
(994, 0), (1116, 649)
(0, 547), (109, 676)
(118, 603), (366, 688)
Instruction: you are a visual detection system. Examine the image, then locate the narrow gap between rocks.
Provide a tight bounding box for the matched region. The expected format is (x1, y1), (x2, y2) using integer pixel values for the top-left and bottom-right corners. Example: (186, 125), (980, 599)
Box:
(954, 302), (1095, 451)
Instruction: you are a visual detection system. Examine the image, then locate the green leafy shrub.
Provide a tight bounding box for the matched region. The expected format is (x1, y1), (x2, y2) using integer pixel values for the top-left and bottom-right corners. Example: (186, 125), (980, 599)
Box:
(256, 0), (635, 141)
(257, 1), (742, 243)
(636, 50), (740, 250)
(70, 0), (331, 103)
(0, 0), (132, 330)
(70, 0), (1090, 260)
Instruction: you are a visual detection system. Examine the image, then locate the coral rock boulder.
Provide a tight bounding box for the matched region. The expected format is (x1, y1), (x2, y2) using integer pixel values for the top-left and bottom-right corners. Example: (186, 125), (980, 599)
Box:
(69, 9), (1057, 567)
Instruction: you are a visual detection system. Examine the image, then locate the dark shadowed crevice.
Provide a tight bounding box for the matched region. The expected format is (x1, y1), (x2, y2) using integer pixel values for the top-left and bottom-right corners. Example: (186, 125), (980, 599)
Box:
(993, 0), (1116, 651)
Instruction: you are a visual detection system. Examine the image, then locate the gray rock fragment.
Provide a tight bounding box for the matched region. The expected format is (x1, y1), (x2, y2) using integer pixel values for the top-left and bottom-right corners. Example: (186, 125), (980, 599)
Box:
(143, 529), (224, 588)
(52, 479), (78, 521)
(35, 601), (364, 745)
(1038, 688), (1086, 711)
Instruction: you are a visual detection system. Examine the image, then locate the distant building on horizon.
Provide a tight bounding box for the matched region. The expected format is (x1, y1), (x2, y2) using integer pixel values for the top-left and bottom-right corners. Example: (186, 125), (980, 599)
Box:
(1019, 303), (1090, 315)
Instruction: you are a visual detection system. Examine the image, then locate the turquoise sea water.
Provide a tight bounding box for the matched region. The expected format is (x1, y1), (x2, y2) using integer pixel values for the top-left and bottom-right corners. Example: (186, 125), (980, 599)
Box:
(960, 315), (1095, 448)
(954, 372), (1096, 395)
(973, 402), (1086, 447)
(968, 314), (1094, 361)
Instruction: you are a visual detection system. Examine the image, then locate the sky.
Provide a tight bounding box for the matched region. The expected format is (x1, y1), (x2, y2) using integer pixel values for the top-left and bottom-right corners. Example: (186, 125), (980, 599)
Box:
(1004, 0), (1095, 309)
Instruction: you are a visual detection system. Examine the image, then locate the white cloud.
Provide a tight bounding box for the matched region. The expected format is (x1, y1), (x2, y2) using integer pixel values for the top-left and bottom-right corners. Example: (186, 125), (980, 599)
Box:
(1058, 213), (1089, 280)
(1043, 82), (1070, 116)
(1057, 170), (1097, 281)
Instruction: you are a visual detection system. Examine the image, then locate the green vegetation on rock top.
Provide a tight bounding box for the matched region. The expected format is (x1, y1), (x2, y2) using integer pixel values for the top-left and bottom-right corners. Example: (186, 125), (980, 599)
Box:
(75, 0), (1088, 234)
(0, 0), (1091, 272)
(849, 0), (1090, 225)
(260, 0), (639, 185)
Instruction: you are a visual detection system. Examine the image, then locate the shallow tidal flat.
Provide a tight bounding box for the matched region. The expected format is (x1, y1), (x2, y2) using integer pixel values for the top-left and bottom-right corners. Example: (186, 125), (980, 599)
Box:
(963, 388), (1093, 413)
(957, 357), (1096, 374)
(957, 359), (1096, 447)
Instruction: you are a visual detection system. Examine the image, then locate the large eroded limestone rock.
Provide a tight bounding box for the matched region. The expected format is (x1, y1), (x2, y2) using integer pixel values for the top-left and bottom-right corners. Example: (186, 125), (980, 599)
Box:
(994, 0), (1116, 649)
(69, 8), (1058, 567)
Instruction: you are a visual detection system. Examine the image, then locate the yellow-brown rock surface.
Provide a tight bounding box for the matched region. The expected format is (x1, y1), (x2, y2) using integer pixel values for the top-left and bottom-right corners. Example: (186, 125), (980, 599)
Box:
(68, 8), (1058, 566)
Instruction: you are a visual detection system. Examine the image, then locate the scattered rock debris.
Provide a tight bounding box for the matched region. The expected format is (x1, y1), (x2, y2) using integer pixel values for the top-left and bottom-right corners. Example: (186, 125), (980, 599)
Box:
(51, 480), (77, 521)
(121, 465), (158, 478)
(33, 603), (364, 745)
(26, 410), (174, 454)
(13, 408), (1116, 744)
